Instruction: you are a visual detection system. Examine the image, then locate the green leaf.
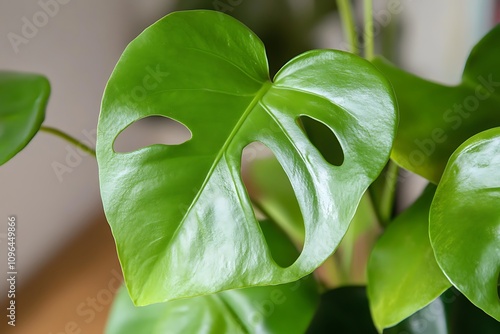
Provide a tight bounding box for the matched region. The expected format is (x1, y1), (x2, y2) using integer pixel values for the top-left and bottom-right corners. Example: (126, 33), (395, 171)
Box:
(429, 127), (500, 321)
(106, 222), (319, 334)
(247, 156), (377, 285)
(0, 71), (50, 165)
(97, 10), (397, 305)
(372, 25), (500, 183)
(368, 185), (451, 332)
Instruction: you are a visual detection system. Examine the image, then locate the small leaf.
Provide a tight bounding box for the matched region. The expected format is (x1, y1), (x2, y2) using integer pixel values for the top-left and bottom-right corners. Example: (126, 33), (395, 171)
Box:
(97, 10), (397, 305)
(368, 185), (451, 331)
(373, 25), (500, 183)
(0, 71), (50, 165)
(106, 222), (319, 334)
(430, 127), (500, 321)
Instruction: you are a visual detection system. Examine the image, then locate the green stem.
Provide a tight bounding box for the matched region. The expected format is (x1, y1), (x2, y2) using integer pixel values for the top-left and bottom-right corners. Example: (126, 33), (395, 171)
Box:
(379, 160), (398, 225)
(368, 160), (399, 227)
(363, 0), (374, 59)
(40, 126), (96, 157)
(336, 0), (359, 55)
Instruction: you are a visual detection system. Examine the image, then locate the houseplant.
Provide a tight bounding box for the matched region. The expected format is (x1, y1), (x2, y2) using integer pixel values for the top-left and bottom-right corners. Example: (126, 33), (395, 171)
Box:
(1, 1), (499, 333)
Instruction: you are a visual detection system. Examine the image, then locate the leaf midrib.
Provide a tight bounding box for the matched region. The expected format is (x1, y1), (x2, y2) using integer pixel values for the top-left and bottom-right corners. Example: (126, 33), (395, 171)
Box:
(179, 80), (272, 224)
(148, 81), (272, 283)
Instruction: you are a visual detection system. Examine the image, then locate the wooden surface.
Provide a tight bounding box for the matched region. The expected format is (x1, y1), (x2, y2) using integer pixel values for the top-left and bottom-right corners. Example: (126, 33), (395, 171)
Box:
(1, 213), (122, 334)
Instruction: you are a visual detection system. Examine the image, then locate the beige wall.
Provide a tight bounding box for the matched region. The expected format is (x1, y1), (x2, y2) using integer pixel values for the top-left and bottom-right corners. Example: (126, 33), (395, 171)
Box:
(0, 0), (173, 295)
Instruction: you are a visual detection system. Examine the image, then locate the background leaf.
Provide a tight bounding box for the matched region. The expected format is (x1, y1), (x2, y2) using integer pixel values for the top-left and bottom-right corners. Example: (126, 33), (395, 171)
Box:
(430, 127), (500, 321)
(373, 25), (500, 183)
(443, 288), (500, 334)
(306, 286), (378, 334)
(0, 71), (50, 165)
(384, 297), (448, 334)
(97, 10), (397, 305)
(307, 286), (447, 334)
(245, 156), (305, 246)
(368, 185), (451, 331)
(106, 222), (319, 334)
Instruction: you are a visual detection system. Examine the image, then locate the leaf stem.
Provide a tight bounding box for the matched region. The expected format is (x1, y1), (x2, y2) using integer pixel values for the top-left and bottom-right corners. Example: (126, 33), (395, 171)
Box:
(363, 0), (375, 59)
(336, 0), (359, 55)
(40, 126), (96, 157)
(369, 160), (399, 227)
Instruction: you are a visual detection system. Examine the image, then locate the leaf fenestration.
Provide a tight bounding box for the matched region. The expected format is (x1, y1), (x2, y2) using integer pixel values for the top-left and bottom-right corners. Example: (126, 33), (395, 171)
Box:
(97, 10), (397, 305)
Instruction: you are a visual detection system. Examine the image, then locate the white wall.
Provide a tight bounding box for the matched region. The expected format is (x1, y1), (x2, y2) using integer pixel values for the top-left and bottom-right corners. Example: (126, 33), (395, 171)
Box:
(0, 0), (173, 293)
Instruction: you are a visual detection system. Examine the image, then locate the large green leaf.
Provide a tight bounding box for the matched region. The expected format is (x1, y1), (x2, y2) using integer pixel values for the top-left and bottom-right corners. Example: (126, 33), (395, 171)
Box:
(372, 25), (500, 183)
(430, 127), (500, 321)
(97, 10), (397, 305)
(368, 185), (451, 332)
(106, 222), (319, 334)
(0, 71), (50, 165)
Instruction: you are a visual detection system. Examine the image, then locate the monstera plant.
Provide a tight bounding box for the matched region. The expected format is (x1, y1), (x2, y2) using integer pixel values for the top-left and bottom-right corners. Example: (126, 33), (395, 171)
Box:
(2, 2), (499, 333)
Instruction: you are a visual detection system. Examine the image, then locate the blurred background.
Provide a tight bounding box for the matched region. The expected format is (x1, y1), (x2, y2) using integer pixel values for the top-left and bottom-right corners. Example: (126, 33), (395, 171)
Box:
(0, 0), (499, 332)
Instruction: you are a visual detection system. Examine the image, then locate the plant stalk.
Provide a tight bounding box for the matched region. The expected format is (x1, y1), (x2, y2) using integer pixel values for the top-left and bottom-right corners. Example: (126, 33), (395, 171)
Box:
(363, 0), (375, 59)
(336, 0), (359, 55)
(40, 126), (96, 157)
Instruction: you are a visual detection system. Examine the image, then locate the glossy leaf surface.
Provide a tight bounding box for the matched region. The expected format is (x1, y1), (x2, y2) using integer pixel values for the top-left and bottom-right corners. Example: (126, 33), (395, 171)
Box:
(106, 222), (319, 334)
(430, 127), (500, 321)
(97, 10), (397, 305)
(247, 156), (377, 284)
(0, 71), (49, 165)
(368, 185), (451, 331)
(373, 25), (500, 183)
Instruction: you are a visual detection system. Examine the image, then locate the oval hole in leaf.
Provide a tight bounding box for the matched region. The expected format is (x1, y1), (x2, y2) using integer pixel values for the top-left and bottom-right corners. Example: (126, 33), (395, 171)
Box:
(241, 142), (304, 268)
(297, 115), (344, 166)
(113, 115), (191, 153)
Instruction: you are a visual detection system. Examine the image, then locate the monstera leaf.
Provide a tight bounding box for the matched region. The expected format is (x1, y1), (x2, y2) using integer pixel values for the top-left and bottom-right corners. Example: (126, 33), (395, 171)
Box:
(430, 127), (500, 321)
(373, 25), (500, 183)
(368, 185), (451, 332)
(106, 222), (319, 334)
(0, 71), (50, 165)
(97, 10), (397, 305)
